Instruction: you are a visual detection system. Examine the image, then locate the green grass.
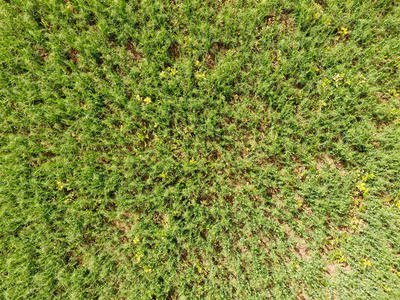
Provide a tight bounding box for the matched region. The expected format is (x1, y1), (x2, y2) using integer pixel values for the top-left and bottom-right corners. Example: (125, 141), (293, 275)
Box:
(1, 0), (400, 299)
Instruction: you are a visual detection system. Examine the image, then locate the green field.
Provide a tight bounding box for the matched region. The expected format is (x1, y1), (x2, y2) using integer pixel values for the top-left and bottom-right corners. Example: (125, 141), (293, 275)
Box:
(1, 0), (400, 299)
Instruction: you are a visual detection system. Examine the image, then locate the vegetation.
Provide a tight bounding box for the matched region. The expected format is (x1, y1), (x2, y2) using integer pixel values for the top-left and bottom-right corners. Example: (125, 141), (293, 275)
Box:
(1, 0), (400, 299)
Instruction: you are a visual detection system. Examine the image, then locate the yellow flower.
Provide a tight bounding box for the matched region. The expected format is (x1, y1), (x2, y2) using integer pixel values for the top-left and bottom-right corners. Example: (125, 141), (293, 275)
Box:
(324, 17), (332, 26)
(195, 71), (206, 81)
(144, 97), (151, 104)
(340, 27), (349, 36)
(143, 265), (152, 273)
(318, 100), (327, 112)
(135, 251), (143, 261)
(361, 259), (372, 267)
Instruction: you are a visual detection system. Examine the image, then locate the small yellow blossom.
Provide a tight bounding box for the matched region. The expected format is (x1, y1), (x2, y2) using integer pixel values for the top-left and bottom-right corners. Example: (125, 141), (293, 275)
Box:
(195, 71), (206, 81)
(361, 259), (372, 267)
(170, 68), (177, 76)
(135, 251), (143, 261)
(144, 97), (151, 104)
(324, 17), (332, 26)
(318, 100), (327, 112)
(339, 27), (349, 36)
(143, 266), (152, 273)
(383, 285), (391, 292)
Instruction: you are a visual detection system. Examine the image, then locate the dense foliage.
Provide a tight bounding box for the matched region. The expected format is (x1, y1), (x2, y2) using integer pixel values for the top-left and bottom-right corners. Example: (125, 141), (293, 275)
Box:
(1, 0), (400, 299)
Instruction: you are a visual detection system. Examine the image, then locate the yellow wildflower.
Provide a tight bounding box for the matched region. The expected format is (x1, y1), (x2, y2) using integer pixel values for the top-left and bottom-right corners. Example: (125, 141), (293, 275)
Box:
(324, 17), (332, 26)
(143, 265), (152, 273)
(361, 259), (372, 267)
(195, 71), (206, 81)
(340, 27), (349, 36)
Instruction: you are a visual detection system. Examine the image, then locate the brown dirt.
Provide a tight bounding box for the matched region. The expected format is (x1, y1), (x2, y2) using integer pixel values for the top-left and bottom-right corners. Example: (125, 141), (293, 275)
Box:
(168, 42), (180, 59)
(316, 154), (346, 176)
(68, 48), (79, 65)
(126, 39), (143, 61)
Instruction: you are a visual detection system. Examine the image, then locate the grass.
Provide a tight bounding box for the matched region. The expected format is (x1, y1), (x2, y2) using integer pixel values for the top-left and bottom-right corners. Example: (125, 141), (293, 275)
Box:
(1, 0), (400, 299)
